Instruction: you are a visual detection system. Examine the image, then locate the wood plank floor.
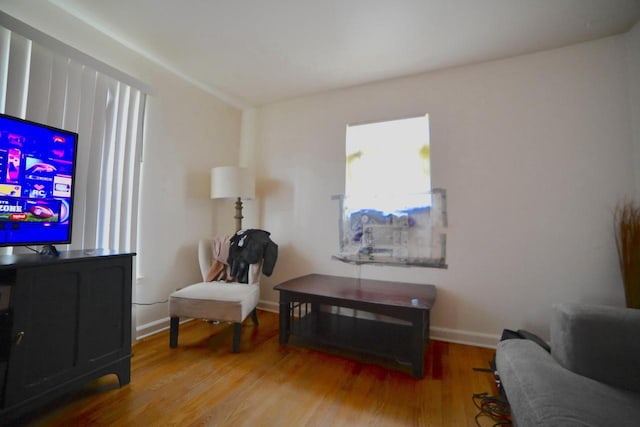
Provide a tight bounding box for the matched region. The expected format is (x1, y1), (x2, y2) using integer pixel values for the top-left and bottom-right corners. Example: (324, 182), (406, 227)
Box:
(12, 311), (499, 426)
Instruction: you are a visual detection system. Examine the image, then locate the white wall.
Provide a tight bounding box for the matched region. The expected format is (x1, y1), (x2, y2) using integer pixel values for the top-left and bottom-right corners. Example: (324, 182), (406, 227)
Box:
(255, 34), (636, 345)
(628, 21), (640, 201)
(136, 75), (241, 335)
(4, 1), (638, 345)
(1, 2), (243, 337)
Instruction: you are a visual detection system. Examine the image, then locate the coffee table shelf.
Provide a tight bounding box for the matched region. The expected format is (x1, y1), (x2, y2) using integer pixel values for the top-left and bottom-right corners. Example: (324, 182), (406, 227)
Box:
(290, 310), (414, 364)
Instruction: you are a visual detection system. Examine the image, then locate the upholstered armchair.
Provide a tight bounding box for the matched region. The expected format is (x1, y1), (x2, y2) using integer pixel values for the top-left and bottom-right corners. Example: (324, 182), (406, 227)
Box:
(168, 238), (260, 352)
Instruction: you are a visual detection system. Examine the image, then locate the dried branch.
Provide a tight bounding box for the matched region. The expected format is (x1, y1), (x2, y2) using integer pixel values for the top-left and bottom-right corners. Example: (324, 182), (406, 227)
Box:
(614, 201), (640, 308)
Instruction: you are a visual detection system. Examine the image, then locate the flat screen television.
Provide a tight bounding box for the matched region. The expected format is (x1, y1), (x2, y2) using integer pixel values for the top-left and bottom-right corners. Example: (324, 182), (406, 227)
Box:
(0, 113), (78, 252)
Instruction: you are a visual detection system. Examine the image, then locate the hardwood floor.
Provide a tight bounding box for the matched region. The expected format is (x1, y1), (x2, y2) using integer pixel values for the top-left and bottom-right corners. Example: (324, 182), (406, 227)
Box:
(12, 311), (499, 426)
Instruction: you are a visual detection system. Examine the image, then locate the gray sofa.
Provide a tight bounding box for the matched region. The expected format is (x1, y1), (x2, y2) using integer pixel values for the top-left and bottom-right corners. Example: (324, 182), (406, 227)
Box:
(496, 303), (640, 426)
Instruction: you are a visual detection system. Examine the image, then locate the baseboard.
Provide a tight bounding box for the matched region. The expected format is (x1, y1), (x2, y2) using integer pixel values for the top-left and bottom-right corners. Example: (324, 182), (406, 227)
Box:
(430, 326), (499, 349)
(257, 299), (279, 313)
(136, 317), (193, 340)
(135, 303), (500, 349)
(258, 301), (500, 348)
(135, 299), (278, 340)
(136, 317), (169, 340)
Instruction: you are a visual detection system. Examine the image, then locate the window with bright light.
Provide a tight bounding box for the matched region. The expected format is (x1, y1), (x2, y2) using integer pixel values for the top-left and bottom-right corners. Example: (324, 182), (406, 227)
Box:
(336, 114), (446, 268)
(345, 115), (430, 213)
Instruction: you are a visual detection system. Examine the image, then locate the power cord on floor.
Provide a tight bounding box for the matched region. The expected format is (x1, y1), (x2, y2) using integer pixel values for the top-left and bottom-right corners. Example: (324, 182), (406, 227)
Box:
(472, 392), (512, 427)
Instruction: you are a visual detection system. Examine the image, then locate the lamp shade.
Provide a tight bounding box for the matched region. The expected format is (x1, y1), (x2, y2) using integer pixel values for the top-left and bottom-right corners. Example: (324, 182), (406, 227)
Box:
(210, 166), (255, 200)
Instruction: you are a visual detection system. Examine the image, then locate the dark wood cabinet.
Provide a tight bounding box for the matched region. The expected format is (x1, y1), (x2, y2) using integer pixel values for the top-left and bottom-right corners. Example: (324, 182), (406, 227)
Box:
(0, 250), (134, 421)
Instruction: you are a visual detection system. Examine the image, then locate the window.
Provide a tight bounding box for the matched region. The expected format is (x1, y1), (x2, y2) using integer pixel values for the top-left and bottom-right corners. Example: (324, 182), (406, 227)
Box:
(346, 115), (431, 213)
(0, 13), (148, 253)
(336, 114), (447, 267)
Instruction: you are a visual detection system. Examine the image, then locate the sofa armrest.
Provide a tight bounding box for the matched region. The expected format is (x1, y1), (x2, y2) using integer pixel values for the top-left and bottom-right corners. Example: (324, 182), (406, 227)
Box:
(551, 303), (640, 393)
(497, 339), (640, 427)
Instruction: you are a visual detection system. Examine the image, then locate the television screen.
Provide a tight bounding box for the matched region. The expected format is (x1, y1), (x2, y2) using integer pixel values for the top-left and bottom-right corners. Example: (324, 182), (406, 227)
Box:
(0, 113), (78, 248)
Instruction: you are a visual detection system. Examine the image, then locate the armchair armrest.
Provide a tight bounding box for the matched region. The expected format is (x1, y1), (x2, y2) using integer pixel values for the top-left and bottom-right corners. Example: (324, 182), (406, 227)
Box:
(550, 303), (640, 393)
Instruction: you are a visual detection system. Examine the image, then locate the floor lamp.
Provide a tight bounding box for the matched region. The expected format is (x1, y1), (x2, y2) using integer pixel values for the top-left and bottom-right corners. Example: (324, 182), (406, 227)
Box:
(211, 166), (256, 232)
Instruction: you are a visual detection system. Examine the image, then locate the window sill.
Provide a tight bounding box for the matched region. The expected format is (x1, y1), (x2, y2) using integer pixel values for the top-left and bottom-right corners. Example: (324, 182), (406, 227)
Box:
(332, 255), (447, 269)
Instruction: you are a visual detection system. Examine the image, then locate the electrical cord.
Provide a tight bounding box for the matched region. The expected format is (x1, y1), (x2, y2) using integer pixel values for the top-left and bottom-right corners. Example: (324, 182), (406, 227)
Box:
(473, 392), (512, 427)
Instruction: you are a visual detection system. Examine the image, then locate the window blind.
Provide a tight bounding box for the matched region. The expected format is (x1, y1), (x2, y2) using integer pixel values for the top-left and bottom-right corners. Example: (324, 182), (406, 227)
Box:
(0, 16), (147, 253)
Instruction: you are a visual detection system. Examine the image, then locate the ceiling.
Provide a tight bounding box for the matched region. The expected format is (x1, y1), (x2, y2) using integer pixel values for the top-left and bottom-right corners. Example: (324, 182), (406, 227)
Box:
(48, 0), (640, 108)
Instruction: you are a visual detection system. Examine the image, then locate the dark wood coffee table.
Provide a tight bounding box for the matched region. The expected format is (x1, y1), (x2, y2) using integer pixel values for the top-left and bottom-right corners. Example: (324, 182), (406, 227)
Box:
(274, 274), (436, 378)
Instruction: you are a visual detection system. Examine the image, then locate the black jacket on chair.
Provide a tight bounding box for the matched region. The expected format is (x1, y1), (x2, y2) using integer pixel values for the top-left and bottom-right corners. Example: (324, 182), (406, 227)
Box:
(228, 229), (278, 283)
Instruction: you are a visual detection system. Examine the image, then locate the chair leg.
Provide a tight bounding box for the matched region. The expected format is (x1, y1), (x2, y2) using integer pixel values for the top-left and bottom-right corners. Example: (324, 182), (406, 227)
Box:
(170, 317), (179, 348)
(232, 322), (242, 353)
(250, 308), (259, 326)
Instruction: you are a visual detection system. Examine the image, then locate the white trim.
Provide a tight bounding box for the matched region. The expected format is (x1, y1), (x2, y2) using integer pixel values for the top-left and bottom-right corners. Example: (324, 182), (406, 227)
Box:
(134, 303), (501, 350)
(135, 300), (279, 340)
(430, 326), (500, 349)
(135, 316), (170, 340)
(259, 299), (499, 348)
(155, 63), (247, 110)
(257, 300), (279, 313)
(47, 2), (248, 109)
(135, 316), (193, 340)
(0, 11), (154, 96)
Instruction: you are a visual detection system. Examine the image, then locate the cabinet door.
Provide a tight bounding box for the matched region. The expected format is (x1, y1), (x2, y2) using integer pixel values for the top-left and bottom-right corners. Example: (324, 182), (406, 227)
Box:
(79, 257), (132, 368)
(4, 264), (83, 407)
(3, 257), (132, 408)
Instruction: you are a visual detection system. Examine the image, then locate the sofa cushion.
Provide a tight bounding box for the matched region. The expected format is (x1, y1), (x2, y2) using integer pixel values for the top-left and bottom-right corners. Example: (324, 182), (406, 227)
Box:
(496, 339), (640, 427)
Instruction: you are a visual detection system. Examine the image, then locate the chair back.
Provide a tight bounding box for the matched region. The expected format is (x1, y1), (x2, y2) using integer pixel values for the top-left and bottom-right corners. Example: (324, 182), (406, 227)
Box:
(198, 238), (213, 281)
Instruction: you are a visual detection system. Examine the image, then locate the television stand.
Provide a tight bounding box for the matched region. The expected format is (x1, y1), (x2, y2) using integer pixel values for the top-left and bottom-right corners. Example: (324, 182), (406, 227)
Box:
(38, 244), (59, 257)
(0, 250), (134, 422)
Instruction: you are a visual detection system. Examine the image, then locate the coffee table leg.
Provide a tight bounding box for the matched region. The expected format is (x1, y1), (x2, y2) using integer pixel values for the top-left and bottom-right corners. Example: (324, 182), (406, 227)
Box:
(411, 310), (427, 378)
(279, 298), (290, 344)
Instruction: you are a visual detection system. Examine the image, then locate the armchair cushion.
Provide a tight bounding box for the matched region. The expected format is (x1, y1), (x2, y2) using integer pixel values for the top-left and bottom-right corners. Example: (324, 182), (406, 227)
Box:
(169, 282), (259, 323)
(550, 303), (640, 393)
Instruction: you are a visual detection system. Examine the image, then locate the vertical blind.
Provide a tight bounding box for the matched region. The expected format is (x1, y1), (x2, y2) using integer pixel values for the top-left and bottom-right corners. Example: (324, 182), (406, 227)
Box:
(0, 19), (147, 252)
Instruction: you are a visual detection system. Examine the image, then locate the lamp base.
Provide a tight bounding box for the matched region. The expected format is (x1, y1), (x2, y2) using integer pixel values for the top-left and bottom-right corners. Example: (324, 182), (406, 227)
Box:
(234, 197), (243, 232)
